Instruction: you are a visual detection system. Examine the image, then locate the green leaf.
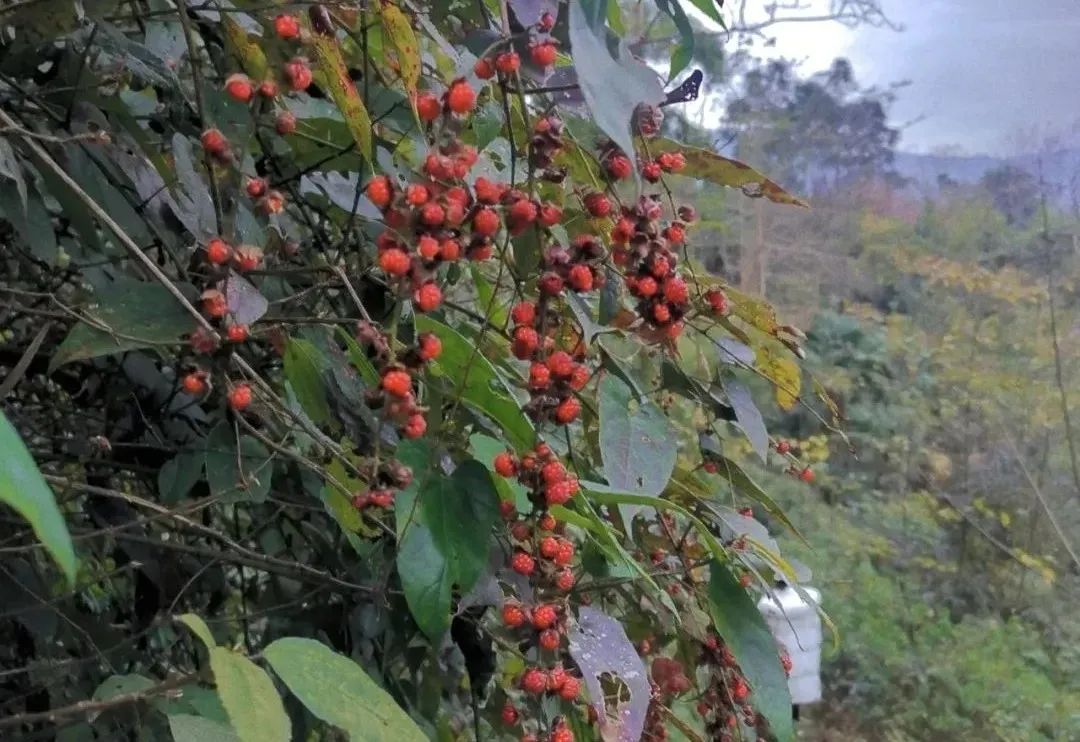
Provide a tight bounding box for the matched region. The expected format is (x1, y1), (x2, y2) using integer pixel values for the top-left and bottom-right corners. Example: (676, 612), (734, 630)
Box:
(50, 278), (199, 372)
(395, 442), (501, 641)
(209, 648), (290, 742)
(598, 375), (677, 495)
(0, 180), (57, 262)
(683, 0), (724, 25)
(711, 457), (802, 541)
(648, 138), (808, 207)
(0, 410), (77, 585)
(414, 315), (535, 451)
(177, 613), (216, 648)
(336, 326), (380, 386)
(568, 0), (664, 177)
(92, 673), (154, 700)
(284, 338), (332, 426)
(158, 447), (205, 504)
(655, 0), (695, 79)
(169, 714), (239, 742)
(204, 423), (273, 504)
(707, 561), (794, 742)
(222, 15), (268, 80)
(264, 637), (426, 741)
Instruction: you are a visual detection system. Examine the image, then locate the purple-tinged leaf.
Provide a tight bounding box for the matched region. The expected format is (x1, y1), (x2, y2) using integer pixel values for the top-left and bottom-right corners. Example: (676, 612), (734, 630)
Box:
(224, 272), (268, 325)
(568, 607), (650, 742)
(508, 0), (557, 27)
(715, 336), (754, 366)
(726, 379), (768, 463)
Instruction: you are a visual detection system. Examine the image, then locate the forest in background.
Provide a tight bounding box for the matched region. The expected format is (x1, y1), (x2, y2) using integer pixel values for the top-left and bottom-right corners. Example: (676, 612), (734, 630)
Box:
(660, 40), (1080, 741)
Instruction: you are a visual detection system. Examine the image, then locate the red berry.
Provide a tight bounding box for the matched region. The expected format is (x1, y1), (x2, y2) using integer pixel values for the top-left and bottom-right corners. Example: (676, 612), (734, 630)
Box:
(776, 440), (791, 454)
(439, 239), (461, 261)
(200, 128), (228, 156)
(606, 154), (632, 180)
(665, 224), (686, 244)
(258, 80), (278, 98)
(511, 550), (535, 576)
(501, 702), (518, 725)
(378, 248), (411, 276)
(418, 202), (443, 227)
(283, 57), (313, 92)
(224, 73), (254, 103)
(652, 303), (671, 324)
(201, 289), (228, 318)
(650, 255), (671, 278)
(539, 272), (563, 296)
(568, 264), (593, 292)
(511, 301), (537, 326)
(381, 369), (412, 398)
(547, 666), (567, 690)
(259, 190), (286, 215)
(538, 11), (555, 31)
(402, 413), (427, 439)
(703, 461), (718, 474)
(416, 92), (441, 122)
(739, 572), (752, 588)
(502, 602), (526, 628)
(510, 522), (531, 541)
(474, 57), (496, 80)
(705, 288), (729, 315)
(512, 326), (540, 359)
(636, 276), (658, 298)
(274, 14), (301, 40)
(539, 513), (557, 530)
(569, 365), (590, 391)
(539, 536), (559, 559)
(541, 460), (566, 483)
(555, 396), (581, 424)
(532, 604), (557, 630)
(245, 177), (267, 198)
(417, 235), (440, 261)
(546, 351), (574, 379)
(446, 79), (476, 114)
(520, 668), (547, 695)
(275, 111), (297, 135)
(612, 218), (635, 244)
(558, 676), (580, 701)
(406, 183), (430, 206)
(494, 452), (518, 477)
(474, 177), (504, 204)
(539, 202), (563, 227)
(414, 282), (442, 312)
(181, 373), (206, 395)
(583, 192), (611, 217)
(495, 51), (520, 74)
(530, 42), (557, 68)
(538, 629), (560, 651)
(663, 276), (689, 304)
(642, 161), (662, 182)
(545, 479), (575, 505)
(799, 467), (815, 483)
(733, 679), (749, 702)
(366, 175), (393, 209)
(554, 540), (574, 566)
(555, 569), (575, 591)
(509, 198), (538, 224)
(228, 384), (252, 411)
(417, 332), (442, 361)
(226, 324), (249, 343)
(529, 362), (551, 389)
(472, 206), (500, 236)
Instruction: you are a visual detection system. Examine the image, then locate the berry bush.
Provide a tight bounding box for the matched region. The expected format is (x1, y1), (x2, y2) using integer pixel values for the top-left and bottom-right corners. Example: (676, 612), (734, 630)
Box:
(0, 1), (820, 740)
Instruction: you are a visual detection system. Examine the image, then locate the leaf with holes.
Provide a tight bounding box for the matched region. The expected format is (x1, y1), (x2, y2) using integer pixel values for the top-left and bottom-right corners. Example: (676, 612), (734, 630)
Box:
(599, 375), (677, 495)
(311, 30), (374, 161)
(264, 637), (426, 741)
(568, 607), (651, 742)
(649, 138), (807, 207)
(707, 561), (794, 742)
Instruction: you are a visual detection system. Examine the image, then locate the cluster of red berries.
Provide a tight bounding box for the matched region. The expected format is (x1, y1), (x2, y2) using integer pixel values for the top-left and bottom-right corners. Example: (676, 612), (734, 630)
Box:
(500, 504), (578, 588)
(355, 321), (441, 440)
(349, 457), (414, 513)
(506, 303), (588, 425)
(495, 441), (582, 513)
(503, 706), (575, 742)
(530, 113), (566, 172)
(693, 634), (773, 741)
(641, 151), (687, 183)
(609, 195), (694, 339)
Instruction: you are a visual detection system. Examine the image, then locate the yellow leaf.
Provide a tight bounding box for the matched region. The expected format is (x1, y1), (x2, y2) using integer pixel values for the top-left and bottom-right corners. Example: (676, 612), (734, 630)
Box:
(378, 1), (421, 104)
(311, 32), (374, 161)
(756, 344), (801, 410)
(725, 286), (779, 335)
(649, 138), (808, 207)
(223, 16), (268, 80)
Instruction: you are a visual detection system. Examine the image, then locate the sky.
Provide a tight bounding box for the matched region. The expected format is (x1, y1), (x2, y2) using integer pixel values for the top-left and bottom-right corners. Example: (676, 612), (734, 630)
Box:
(761, 0), (1080, 155)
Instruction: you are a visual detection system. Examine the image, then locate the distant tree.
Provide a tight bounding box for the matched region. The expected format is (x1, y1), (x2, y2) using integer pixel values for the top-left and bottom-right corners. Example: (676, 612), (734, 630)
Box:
(980, 164), (1040, 227)
(724, 58), (899, 193)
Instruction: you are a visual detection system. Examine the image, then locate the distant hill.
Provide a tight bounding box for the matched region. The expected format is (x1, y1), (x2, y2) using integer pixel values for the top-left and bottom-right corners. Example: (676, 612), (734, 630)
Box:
(893, 148), (1080, 197)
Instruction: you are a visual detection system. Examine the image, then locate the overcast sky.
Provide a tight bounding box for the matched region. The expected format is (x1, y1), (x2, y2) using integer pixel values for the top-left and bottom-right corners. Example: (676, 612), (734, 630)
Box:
(760, 0), (1080, 155)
